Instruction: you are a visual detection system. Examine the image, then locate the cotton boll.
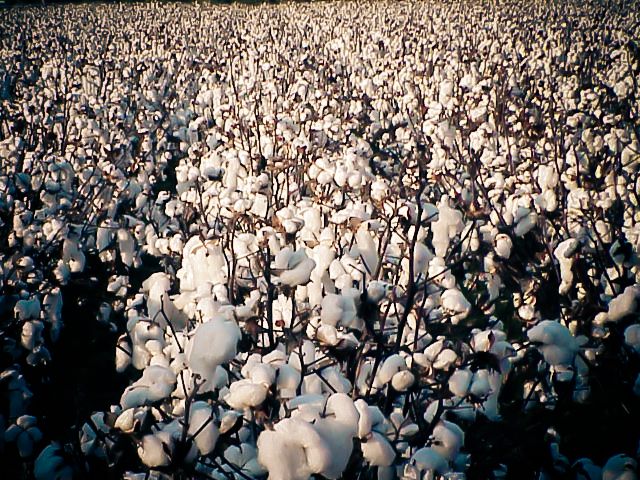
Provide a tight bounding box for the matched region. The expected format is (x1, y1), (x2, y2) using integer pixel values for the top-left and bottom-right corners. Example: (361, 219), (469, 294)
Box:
(355, 224), (379, 275)
(494, 234), (512, 259)
(278, 252), (316, 287)
(408, 447), (450, 477)
(441, 288), (472, 323)
(224, 379), (269, 410)
(391, 370), (415, 391)
(527, 320), (578, 366)
(361, 431), (395, 467)
(449, 368), (473, 397)
(4, 415), (43, 457)
(187, 401), (218, 455)
(120, 365), (177, 409)
(115, 335), (132, 372)
(186, 316), (241, 391)
(21, 320), (44, 351)
(605, 286), (640, 323)
(433, 348), (458, 370)
(34, 442), (74, 480)
(624, 324), (640, 352)
(572, 458), (602, 480)
(257, 422), (315, 480)
(430, 420), (464, 461)
(554, 239), (579, 295)
(602, 454), (637, 480)
(138, 433), (172, 468)
(377, 354), (408, 385)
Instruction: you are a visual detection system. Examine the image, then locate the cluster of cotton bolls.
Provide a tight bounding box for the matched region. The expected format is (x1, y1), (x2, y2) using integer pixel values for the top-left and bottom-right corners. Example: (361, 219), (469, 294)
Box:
(1, 0), (640, 479)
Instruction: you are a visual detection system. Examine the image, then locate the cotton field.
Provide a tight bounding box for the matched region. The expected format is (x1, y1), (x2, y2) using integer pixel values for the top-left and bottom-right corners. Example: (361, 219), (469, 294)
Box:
(1, 0), (639, 479)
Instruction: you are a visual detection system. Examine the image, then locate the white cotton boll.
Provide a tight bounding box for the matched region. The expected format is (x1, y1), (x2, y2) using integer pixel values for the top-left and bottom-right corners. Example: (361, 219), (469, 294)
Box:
(354, 399), (373, 438)
(409, 447), (450, 477)
(469, 369), (493, 398)
(248, 363), (276, 387)
(362, 431), (395, 467)
(494, 234), (512, 259)
(186, 316), (241, 391)
(321, 293), (357, 327)
(120, 365), (177, 409)
(527, 320), (578, 366)
(277, 364), (301, 398)
(115, 335), (132, 372)
(432, 199), (464, 257)
(117, 229), (136, 267)
(279, 255), (316, 287)
(356, 225), (379, 275)
(257, 424), (313, 480)
(224, 380), (268, 410)
(605, 286), (640, 323)
(316, 324), (340, 346)
(391, 370), (415, 391)
(15, 298), (41, 321)
(449, 368), (473, 397)
(514, 211), (537, 237)
(377, 354), (408, 384)
(138, 433), (171, 467)
(441, 289), (472, 323)
(313, 395), (359, 478)
(414, 243), (434, 276)
(602, 454), (637, 480)
(188, 401), (218, 455)
(431, 420), (464, 461)
(625, 325), (640, 352)
(114, 408), (136, 433)
(554, 238), (580, 295)
(62, 238), (85, 273)
(433, 349), (458, 370)
(21, 320), (44, 351)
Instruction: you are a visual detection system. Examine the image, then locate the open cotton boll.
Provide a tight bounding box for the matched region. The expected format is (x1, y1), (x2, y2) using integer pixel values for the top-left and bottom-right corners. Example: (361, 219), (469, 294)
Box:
(186, 316), (241, 391)
(377, 354), (408, 385)
(224, 379), (269, 410)
(408, 447), (450, 478)
(449, 368), (473, 397)
(527, 320), (579, 366)
(138, 433), (172, 468)
(62, 238), (85, 273)
(257, 417), (332, 479)
(320, 293), (357, 327)
(625, 324), (640, 352)
(34, 442), (73, 480)
(391, 370), (415, 391)
(312, 393), (360, 478)
(494, 234), (512, 259)
(120, 365), (177, 409)
(441, 288), (472, 324)
(602, 454), (637, 480)
(15, 297), (41, 321)
(277, 250), (316, 287)
(361, 431), (395, 467)
(602, 286), (640, 323)
(554, 238), (580, 295)
(21, 320), (44, 351)
(187, 401), (218, 455)
(143, 272), (187, 330)
(4, 415), (43, 457)
(355, 224), (379, 275)
(430, 420), (465, 461)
